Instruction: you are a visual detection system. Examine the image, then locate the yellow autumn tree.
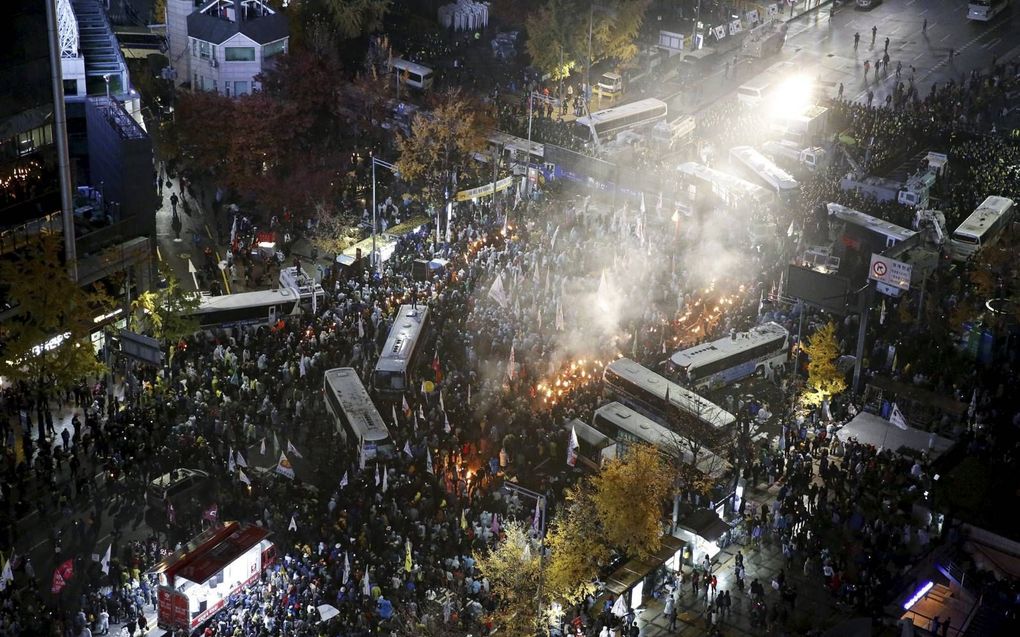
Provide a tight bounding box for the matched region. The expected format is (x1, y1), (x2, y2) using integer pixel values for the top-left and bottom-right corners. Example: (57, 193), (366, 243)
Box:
(590, 444), (672, 559)
(801, 321), (846, 407)
(544, 483), (608, 606)
(474, 520), (544, 635)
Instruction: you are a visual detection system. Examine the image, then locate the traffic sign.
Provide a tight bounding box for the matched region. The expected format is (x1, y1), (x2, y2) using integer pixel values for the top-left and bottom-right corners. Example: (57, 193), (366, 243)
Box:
(868, 254), (912, 291)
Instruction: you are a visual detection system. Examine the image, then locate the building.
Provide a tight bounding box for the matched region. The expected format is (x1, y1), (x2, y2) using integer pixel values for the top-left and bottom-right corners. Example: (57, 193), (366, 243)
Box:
(1, 0), (155, 344)
(167, 0), (289, 94)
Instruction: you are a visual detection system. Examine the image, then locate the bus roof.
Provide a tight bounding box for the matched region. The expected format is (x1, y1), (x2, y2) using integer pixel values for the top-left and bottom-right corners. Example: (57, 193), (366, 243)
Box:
(390, 57), (433, 77)
(323, 368), (389, 441)
(954, 195), (1015, 238)
(576, 98), (668, 127)
(593, 402), (731, 478)
(730, 146), (798, 191)
(375, 305), (429, 373)
(489, 131), (545, 159)
(194, 288), (296, 314)
(670, 322), (789, 370)
(604, 358), (736, 428)
(827, 202), (917, 242)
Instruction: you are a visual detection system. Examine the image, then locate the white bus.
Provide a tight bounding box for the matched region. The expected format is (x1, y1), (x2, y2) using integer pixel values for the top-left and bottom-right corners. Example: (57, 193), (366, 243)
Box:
(391, 58), (434, 90)
(968, 0), (1010, 20)
(729, 146), (798, 193)
(188, 288), (303, 329)
(827, 202), (918, 250)
(278, 266), (325, 310)
(323, 368), (393, 460)
(373, 305), (432, 396)
(678, 161), (775, 208)
(574, 98), (668, 145)
(603, 358), (736, 430)
(592, 402), (732, 480)
(486, 131), (546, 176)
(950, 195), (1015, 261)
(669, 322), (790, 391)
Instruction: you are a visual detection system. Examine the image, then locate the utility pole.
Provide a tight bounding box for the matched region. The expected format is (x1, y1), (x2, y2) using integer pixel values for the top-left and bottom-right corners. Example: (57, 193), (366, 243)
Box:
(46, 0), (77, 280)
(852, 283), (873, 395)
(370, 155), (397, 279)
(587, 4), (593, 109)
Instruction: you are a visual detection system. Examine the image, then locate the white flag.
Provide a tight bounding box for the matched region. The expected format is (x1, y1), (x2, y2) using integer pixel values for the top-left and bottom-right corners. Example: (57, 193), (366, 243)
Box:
(288, 515), (298, 532)
(880, 299), (887, 325)
(403, 440), (413, 457)
(375, 463), (380, 486)
(382, 466), (388, 493)
(487, 273), (509, 308)
(260, 437), (266, 455)
(968, 389), (977, 420)
(273, 431), (280, 454)
(0, 558), (12, 591)
(426, 448), (434, 474)
(531, 497), (542, 534)
(342, 552), (350, 584)
(359, 442), (367, 470)
(467, 384), (472, 405)
(597, 269), (610, 304)
(228, 448), (236, 473)
(239, 468), (251, 486)
(362, 568), (371, 596)
(235, 451), (247, 468)
(567, 426), (580, 467)
(507, 345), (516, 381)
(439, 389), (445, 413)
(340, 471), (348, 489)
(358, 315), (365, 339)
(444, 411), (451, 434)
(276, 452), (295, 479)
(889, 402), (909, 430)
(640, 192), (646, 214)
(287, 440), (303, 459)
(101, 544), (112, 575)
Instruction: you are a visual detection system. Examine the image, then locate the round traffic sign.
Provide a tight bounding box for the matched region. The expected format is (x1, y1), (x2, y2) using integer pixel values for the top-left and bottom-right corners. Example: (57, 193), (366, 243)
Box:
(872, 260), (887, 277)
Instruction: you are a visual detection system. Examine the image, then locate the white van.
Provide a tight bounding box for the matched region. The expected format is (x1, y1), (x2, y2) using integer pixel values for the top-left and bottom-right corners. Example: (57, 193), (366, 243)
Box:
(597, 72), (624, 97)
(737, 77), (773, 106)
(391, 58), (434, 90)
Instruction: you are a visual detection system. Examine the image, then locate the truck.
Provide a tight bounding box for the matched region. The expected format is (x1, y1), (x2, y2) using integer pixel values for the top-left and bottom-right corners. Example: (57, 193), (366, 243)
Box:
(762, 140), (828, 172)
(729, 145), (798, 193)
(772, 104), (829, 146)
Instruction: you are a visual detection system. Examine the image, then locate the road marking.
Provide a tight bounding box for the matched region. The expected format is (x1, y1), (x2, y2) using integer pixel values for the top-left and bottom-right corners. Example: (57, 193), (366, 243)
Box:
(913, 53), (925, 61)
(940, 33), (952, 42)
(983, 37), (1002, 49)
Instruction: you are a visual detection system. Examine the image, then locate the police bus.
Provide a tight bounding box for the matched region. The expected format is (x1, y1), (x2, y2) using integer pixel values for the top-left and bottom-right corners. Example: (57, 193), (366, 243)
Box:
(373, 305), (432, 396)
(323, 368), (393, 460)
(949, 195), (1015, 261)
(669, 322), (790, 391)
(574, 98), (668, 146)
(678, 161), (775, 208)
(603, 358), (736, 430)
(729, 146), (798, 194)
(188, 289), (304, 329)
(592, 401), (732, 480)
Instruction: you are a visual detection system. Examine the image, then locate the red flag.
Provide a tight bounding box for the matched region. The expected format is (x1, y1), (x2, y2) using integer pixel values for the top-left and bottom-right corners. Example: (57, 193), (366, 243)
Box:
(51, 558), (74, 594)
(431, 351), (443, 383)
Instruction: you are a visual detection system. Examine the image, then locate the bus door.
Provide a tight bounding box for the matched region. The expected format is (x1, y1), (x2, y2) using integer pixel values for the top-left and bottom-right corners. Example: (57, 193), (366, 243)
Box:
(268, 305), (277, 324)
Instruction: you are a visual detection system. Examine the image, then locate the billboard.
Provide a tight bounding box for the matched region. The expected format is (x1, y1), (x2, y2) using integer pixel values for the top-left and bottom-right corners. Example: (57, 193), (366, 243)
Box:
(786, 265), (851, 315)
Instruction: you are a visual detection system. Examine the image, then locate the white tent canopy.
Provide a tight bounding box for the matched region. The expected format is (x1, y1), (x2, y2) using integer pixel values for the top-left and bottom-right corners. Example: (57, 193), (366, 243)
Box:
(835, 412), (954, 460)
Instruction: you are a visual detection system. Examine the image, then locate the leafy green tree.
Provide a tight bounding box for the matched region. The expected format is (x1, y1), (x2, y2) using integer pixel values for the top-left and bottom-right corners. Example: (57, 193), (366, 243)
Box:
(801, 321), (846, 407)
(129, 261), (200, 346)
(323, 0), (391, 40)
(0, 235), (110, 395)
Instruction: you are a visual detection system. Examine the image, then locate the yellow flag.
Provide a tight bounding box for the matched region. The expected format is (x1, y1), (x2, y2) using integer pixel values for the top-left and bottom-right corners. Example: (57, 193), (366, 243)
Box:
(460, 509), (468, 531)
(404, 541), (412, 573)
(13, 436), (25, 466)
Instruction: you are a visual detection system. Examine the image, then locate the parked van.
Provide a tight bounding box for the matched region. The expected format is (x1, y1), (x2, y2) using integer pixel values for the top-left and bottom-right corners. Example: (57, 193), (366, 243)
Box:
(391, 58), (434, 90)
(597, 72), (624, 97)
(148, 468), (209, 503)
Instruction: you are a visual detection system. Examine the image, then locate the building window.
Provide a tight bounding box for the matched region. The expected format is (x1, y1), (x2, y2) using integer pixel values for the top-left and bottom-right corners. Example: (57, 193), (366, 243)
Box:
(197, 40), (212, 60)
(263, 39), (286, 59)
(193, 72), (199, 88)
(63, 79), (78, 96)
(234, 81), (250, 96)
(225, 47), (256, 62)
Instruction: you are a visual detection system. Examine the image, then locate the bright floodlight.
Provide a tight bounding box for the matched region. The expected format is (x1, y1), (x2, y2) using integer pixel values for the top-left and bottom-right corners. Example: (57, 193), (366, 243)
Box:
(769, 74), (814, 120)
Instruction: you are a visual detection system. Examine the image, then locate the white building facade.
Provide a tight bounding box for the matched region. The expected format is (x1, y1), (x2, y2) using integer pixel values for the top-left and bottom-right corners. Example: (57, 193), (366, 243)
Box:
(166, 0), (288, 94)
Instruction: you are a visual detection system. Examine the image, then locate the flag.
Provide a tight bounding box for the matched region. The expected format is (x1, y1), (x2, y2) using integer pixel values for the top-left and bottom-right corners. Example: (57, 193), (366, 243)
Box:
(507, 345), (516, 381)
(444, 412), (451, 434)
(235, 451), (247, 468)
(342, 552), (350, 584)
(0, 558), (12, 591)
(405, 540), (413, 573)
(272, 431), (280, 454)
(531, 497), (542, 534)
(276, 452), (295, 479)
(228, 448), (236, 473)
(392, 404), (399, 427)
(260, 437), (266, 455)
(426, 449), (434, 474)
(487, 274), (509, 308)
(665, 385), (671, 407)
(556, 301), (564, 331)
(402, 394), (411, 417)
(412, 410), (418, 434)
(288, 515), (297, 532)
(889, 402), (908, 430)
(287, 440), (303, 459)
(490, 512), (500, 536)
(597, 270), (610, 304)
(375, 464), (380, 486)
(611, 594), (629, 618)
(358, 315), (365, 339)
(432, 352), (443, 382)
(439, 389), (445, 413)
(202, 503), (219, 523)
(787, 219), (796, 237)
(551, 225), (561, 250)
(460, 509), (468, 531)
(51, 558), (74, 594)
(239, 468), (251, 486)
(403, 440), (413, 457)
(567, 426), (580, 467)
(382, 466), (388, 493)
(340, 471), (348, 489)
(640, 191), (646, 214)
(359, 442), (367, 470)
(880, 299), (887, 325)
(968, 389), (977, 420)
(362, 568), (371, 596)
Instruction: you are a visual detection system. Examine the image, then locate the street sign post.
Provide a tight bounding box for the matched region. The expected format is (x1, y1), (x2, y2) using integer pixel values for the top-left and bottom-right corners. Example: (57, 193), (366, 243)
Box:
(868, 254), (912, 293)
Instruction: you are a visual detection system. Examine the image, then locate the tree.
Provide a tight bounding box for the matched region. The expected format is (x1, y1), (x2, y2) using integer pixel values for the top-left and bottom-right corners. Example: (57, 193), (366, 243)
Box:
(543, 483), (607, 606)
(174, 90), (236, 182)
(801, 321), (847, 407)
(323, 0), (391, 40)
(129, 261), (200, 346)
(395, 89), (491, 213)
(0, 235), (110, 395)
(590, 444), (672, 559)
(474, 520), (545, 636)
(308, 201), (361, 259)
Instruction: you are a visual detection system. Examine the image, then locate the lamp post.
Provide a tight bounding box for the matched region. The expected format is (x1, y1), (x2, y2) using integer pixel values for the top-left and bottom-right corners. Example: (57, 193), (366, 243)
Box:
(370, 154), (397, 279)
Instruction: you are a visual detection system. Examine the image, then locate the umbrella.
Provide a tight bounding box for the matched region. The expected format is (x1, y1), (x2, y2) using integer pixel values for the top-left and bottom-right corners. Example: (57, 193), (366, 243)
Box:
(317, 604), (340, 622)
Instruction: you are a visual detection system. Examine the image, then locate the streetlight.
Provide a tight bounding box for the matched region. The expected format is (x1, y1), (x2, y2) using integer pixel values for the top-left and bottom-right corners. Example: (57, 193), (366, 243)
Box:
(370, 154), (397, 279)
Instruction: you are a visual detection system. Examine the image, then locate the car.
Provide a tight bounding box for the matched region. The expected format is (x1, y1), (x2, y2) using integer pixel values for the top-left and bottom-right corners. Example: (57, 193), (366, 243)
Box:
(854, 0), (882, 10)
(148, 468), (210, 504)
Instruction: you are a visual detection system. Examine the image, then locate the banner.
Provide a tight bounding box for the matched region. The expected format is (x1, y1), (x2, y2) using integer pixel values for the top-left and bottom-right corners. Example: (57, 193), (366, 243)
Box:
(51, 559), (74, 594)
(276, 452), (295, 480)
(566, 426), (579, 467)
(455, 176), (514, 202)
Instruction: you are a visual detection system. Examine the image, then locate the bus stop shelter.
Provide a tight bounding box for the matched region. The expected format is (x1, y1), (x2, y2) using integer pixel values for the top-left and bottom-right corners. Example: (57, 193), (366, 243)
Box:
(596, 535), (686, 612)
